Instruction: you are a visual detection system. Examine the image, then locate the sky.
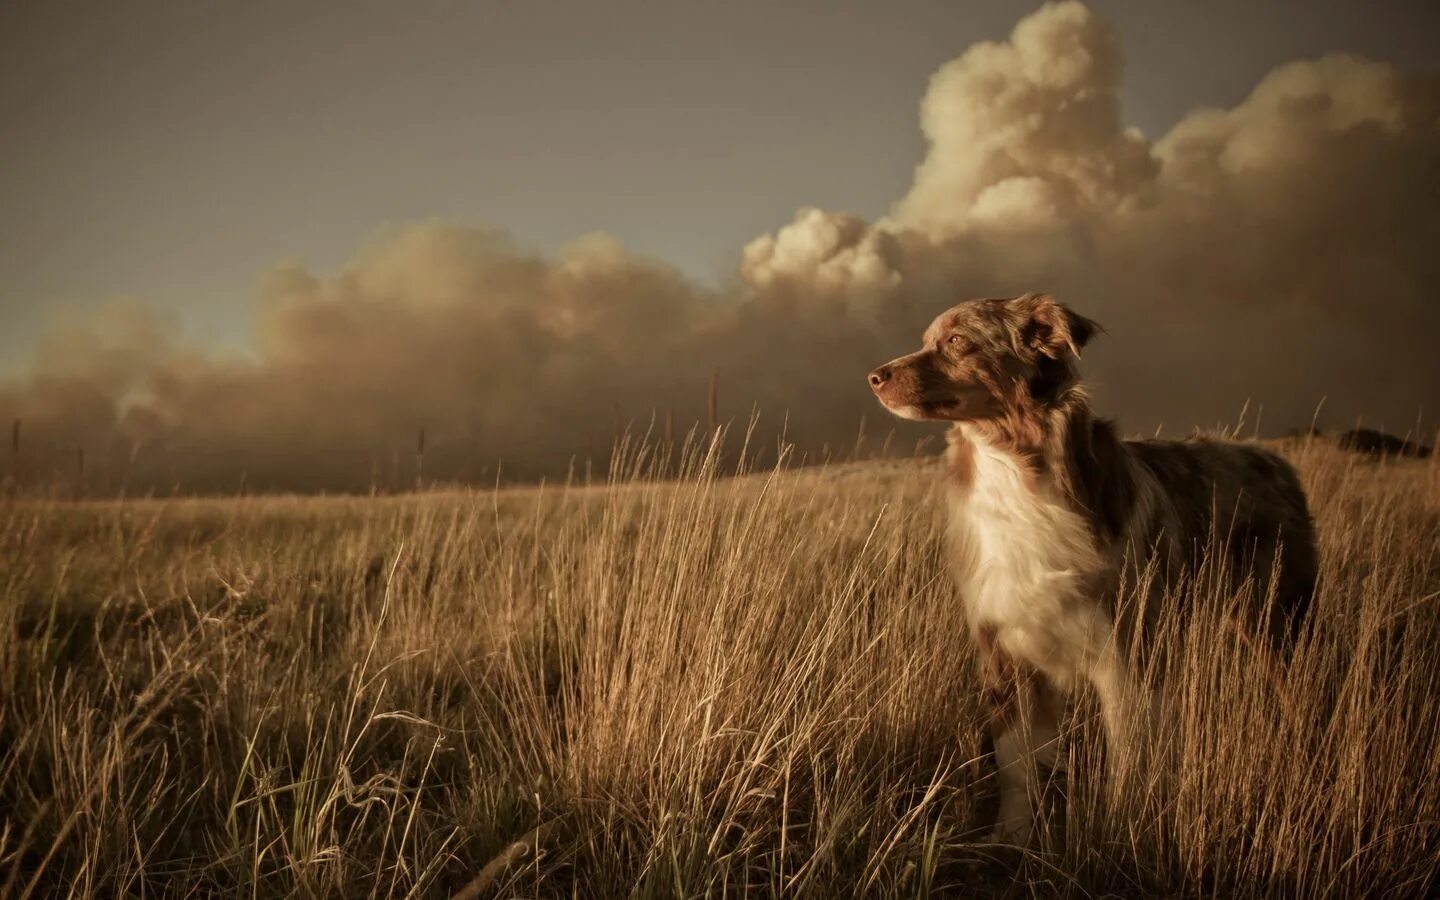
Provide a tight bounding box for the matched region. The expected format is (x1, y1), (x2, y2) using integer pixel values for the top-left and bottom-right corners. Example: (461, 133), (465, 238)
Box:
(4, 0), (1437, 366)
(1, 0), (1438, 491)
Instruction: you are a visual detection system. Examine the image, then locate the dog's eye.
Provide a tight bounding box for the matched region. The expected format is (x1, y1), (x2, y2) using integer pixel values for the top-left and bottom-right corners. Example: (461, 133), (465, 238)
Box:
(946, 334), (964, 346)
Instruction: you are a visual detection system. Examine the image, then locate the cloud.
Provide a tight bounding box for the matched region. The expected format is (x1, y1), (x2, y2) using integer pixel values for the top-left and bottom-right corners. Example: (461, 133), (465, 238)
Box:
(4, 2), (1438, 492)
(0, 222), (911, 492)
(739, 208), (904, 305)
(893, 0), (1156, 233)
(742, 0), (1440, 433)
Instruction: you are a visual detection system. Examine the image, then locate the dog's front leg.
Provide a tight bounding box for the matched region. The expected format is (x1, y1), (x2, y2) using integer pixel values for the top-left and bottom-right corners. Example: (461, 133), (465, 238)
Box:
(979, 627), (1062, 846)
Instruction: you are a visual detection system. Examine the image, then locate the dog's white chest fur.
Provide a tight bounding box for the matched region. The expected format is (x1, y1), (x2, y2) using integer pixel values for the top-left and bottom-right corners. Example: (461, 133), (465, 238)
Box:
(947, 431), (1112, 684)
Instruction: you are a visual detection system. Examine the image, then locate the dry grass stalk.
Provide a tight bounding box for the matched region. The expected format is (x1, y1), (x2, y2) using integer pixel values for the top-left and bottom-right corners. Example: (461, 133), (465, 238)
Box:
(0, 433), (1435, 897)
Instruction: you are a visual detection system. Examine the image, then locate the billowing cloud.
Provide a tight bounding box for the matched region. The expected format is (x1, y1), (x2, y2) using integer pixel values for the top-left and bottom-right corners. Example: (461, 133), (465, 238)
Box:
(0, 222), (918, 492)
(4, 1), (1438, 493)
(894, 0), (1156, 233)
(740, 208), (904, 305)
(742, 0), (1440, 435)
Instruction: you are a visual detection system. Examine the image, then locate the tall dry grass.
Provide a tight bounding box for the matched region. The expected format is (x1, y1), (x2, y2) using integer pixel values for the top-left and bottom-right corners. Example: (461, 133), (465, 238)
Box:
(0, 434), (1436, 897)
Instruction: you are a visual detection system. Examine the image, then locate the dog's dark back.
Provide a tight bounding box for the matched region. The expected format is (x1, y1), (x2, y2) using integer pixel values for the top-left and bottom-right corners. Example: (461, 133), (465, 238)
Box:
(1128, 438), (1317, 643)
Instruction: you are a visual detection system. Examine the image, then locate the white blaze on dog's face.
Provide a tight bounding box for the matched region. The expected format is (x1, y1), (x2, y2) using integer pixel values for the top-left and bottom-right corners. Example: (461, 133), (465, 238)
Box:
(866, 293), (1099, 422)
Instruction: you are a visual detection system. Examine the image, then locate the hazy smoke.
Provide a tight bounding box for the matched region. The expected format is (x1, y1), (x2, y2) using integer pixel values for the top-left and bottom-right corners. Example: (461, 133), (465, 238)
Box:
(4, 1), (1438, 493)
(742, 1), (1440, 436)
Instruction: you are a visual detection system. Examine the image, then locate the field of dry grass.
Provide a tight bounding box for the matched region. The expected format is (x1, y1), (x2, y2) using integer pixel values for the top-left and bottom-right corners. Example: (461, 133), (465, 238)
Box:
(2, 435), (1438, 898)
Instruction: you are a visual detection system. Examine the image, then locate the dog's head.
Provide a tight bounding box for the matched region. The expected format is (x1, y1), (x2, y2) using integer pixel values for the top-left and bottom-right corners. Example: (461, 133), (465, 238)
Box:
(867, 293), (1099, 422)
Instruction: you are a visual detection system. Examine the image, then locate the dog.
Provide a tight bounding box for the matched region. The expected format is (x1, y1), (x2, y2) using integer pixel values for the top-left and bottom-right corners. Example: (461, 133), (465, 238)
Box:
(867, 293), (1317, 845)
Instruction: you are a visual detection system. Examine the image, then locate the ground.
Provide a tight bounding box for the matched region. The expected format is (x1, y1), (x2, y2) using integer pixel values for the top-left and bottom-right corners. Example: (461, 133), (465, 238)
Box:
(1, 438), (1437, 898)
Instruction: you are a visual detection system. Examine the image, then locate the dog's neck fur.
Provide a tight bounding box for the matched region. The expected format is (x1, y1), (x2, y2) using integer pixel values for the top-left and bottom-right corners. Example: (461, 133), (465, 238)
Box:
(945, 382), (1137, 542)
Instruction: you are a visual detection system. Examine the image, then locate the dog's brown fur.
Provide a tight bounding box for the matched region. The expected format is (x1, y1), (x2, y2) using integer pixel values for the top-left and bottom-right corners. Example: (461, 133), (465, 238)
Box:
(869, 293), (1317, 844)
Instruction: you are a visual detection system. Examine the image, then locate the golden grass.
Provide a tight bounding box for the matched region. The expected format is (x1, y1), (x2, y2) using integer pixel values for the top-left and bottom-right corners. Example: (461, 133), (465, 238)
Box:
(1, 435), (1437, 897)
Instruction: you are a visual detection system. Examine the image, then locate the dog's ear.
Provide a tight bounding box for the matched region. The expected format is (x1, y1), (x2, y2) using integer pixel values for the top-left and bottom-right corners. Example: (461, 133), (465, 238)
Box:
(1012, 293), (1101, 360)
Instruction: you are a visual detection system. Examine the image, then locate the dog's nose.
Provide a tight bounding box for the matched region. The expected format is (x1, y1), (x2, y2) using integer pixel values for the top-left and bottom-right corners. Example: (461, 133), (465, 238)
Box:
(868, 366), (891, 389)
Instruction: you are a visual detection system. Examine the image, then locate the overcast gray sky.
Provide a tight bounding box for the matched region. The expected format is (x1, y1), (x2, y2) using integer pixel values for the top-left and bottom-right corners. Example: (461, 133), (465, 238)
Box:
(3, 0), (1437, 373)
